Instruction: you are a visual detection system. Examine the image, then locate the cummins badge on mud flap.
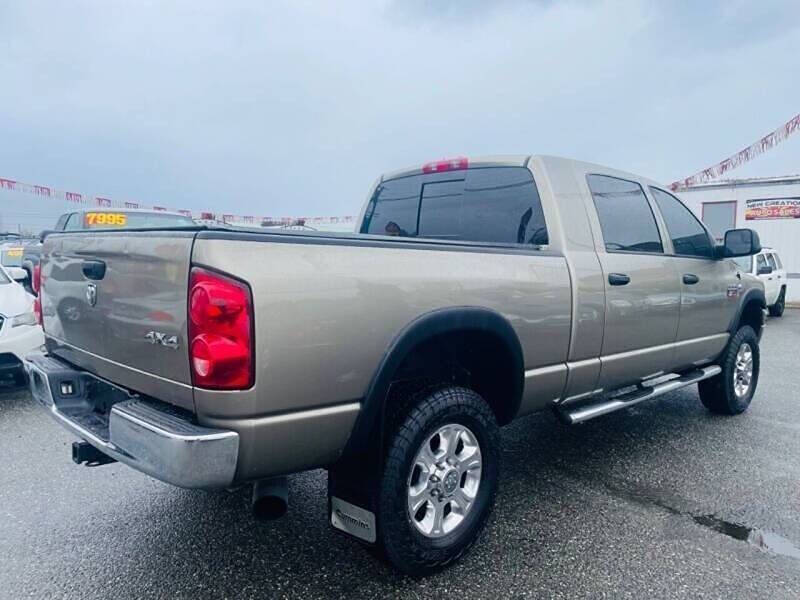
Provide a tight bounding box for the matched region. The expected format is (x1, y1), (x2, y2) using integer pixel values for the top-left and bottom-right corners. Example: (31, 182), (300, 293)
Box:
(331, 497), (376, 543)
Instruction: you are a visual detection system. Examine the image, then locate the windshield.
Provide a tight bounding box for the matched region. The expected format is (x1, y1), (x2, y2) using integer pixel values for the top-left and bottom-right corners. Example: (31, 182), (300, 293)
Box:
(731, 256), (752, 272)
(0, 247), (24, 267)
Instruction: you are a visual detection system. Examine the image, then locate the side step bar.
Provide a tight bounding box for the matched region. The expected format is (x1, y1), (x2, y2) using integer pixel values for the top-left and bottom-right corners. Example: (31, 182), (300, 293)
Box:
(558, 365), (721, 425)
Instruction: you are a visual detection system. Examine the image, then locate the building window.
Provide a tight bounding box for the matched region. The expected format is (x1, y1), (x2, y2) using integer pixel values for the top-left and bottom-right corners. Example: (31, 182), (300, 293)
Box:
(702, 201), (736, 241)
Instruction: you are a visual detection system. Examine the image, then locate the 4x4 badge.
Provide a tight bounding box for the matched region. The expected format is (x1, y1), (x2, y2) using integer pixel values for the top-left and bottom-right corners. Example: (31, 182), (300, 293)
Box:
(145, 331), (179, 349)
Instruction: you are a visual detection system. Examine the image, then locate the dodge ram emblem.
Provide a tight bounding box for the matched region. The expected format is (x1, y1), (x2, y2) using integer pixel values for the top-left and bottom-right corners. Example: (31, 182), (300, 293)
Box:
(85, 283), (97, 307)
(145, 331), (179, 349)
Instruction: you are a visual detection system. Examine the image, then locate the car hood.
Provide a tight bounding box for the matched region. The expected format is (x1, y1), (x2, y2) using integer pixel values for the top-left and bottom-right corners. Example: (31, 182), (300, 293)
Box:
(0, 282), (34, 317)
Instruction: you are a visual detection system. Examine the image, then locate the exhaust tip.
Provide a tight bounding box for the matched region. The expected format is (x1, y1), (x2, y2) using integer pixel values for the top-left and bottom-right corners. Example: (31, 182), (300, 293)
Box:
(252, 477), (288, 521)
(252, 495), (288, 521)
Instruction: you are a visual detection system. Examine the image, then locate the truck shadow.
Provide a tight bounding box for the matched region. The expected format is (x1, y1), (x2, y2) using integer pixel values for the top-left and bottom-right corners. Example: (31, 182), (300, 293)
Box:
(99, 387), (747, 596)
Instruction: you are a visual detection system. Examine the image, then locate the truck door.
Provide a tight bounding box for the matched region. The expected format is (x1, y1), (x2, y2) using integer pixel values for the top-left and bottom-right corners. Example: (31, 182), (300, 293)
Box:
(647, 187), (735, 368)
(758, 253), (779, 305)
(585, 175), (681, 391)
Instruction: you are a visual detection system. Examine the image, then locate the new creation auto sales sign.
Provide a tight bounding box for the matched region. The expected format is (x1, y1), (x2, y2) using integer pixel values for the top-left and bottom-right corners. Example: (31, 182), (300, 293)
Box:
(745, 197), (800, 220)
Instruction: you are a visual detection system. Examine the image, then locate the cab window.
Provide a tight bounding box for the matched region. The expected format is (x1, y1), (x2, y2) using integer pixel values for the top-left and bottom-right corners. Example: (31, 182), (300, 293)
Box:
(649, 187), (715, 258)
(63, 213), (82, 230)
(766, 254), (778, 270)
(54, 214), (69, 230)
(586, 175), (663, 253)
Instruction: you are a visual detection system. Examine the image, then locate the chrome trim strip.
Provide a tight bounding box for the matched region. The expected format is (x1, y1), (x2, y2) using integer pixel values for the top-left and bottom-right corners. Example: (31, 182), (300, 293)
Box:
(596, 333), (729, 365)
(245, 402), (362, 426)
(524, 363), (567, 379)
(562, 388), (603, 404)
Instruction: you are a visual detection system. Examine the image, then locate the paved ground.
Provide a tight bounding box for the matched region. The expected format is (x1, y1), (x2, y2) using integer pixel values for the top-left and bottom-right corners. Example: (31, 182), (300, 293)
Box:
(2, 312), (800, 599)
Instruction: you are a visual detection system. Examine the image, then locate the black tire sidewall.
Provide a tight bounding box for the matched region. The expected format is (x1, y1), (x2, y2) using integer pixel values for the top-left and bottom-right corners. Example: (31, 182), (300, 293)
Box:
(378, 387), (499, 574)
(720, 326), (760, 413)
(770, 290), (785, 317)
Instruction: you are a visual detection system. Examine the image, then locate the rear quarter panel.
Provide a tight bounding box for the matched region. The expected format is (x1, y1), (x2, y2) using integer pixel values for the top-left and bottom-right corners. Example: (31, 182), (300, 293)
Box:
(191, 234), (572, 479)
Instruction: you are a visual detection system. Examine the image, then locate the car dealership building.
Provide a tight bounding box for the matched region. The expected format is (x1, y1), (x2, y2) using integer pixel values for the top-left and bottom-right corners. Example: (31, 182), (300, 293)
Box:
(679, 175), (800, 303)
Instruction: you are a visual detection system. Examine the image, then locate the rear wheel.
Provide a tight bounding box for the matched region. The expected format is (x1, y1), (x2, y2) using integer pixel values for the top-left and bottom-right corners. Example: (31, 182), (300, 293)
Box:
(376, 386), (499, 575)
(12, 369), (27, 388)
(698, 325), (759, 415)
(768, 288), (785, 317)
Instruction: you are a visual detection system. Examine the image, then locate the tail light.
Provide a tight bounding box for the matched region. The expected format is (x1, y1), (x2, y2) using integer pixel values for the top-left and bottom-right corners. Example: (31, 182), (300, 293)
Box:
(33, 264), (42, 324)
(32, 264), (41, 294)
(33, 297), (42, 325)
(422, 156), (469, 174)
(188, 267), (254, 390)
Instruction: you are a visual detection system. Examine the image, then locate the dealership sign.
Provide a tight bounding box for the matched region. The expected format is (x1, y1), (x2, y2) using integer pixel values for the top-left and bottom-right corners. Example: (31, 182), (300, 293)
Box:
(745, 198), (800, 220)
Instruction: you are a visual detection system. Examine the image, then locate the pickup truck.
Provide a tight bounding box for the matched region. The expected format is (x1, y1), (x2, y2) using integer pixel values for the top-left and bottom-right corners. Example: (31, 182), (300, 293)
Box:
(24, 155), (766, 575)
(732, 247), (788, 317)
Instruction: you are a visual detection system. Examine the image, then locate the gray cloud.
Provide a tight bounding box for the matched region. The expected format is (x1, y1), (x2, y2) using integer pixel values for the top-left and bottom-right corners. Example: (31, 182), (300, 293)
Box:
(0, 0), (798, 227)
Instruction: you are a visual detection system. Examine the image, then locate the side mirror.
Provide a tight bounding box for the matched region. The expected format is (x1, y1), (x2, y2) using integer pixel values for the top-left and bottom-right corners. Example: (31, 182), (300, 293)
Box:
(6, 266), (29, 282)
(721, 228), (761, 258)
(757, 264), (773, 275)
(39, 229), (55, 243)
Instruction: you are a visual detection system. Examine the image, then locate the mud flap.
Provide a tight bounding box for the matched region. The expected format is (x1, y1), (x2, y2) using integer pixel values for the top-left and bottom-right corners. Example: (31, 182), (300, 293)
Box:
(327, 454), (380, 544)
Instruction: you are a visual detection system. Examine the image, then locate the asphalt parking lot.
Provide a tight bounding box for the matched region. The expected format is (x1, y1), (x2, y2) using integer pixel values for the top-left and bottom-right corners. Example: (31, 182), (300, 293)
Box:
(2, 312), (799, 599)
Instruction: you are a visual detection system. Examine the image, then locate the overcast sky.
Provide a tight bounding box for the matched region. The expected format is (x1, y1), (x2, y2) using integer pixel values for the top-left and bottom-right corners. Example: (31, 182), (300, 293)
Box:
(1, 0), (799, 226)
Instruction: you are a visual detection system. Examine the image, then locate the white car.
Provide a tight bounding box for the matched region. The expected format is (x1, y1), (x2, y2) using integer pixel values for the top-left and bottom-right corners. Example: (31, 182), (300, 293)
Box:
(0, 264), (44, 386)
(732, 247), (788, 317)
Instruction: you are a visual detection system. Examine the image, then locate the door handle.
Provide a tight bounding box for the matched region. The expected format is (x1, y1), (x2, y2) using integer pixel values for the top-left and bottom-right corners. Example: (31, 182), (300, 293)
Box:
(81, 259), (106, 280)
(608, 273), (630, 286)
(682, 273), (699, 285)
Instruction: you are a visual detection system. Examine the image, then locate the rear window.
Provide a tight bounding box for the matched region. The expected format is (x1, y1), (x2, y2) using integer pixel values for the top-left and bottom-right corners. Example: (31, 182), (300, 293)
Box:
(360, 167), (548, 246)
(81, 212), (195, 229)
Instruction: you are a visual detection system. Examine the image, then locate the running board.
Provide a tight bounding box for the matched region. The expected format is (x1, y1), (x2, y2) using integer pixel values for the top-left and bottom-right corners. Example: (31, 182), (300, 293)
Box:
(558, 365), (721, 425)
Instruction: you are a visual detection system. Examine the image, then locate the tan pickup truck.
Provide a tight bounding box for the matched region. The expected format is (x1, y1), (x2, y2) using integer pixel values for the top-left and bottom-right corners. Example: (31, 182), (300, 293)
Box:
(25, 155), (766, 574)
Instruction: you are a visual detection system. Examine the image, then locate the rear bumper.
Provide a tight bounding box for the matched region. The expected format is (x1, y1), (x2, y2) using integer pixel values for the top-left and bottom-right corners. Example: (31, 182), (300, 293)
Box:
(24, 351), (239, 489)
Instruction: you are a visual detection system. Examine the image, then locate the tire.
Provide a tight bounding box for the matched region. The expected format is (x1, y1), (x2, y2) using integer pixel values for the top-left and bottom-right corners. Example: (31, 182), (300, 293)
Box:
(768, 288), (785, 317)
(13, 370), (27, 388)
(376, 386), (499, 576)
(698, 325), (759, 415)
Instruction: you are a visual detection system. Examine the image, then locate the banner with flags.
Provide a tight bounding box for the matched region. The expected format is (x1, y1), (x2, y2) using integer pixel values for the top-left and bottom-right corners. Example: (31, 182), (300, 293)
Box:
(670, 112), (800, 190)
(0, 176), (356, 226)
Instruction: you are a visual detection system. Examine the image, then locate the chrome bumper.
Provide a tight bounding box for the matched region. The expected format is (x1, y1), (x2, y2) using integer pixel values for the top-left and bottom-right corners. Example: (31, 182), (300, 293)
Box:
(24, 351), (239, 489)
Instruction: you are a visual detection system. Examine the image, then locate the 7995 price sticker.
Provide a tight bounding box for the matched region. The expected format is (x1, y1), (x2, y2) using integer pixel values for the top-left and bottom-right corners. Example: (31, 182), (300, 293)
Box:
(84, 212), (128, 227)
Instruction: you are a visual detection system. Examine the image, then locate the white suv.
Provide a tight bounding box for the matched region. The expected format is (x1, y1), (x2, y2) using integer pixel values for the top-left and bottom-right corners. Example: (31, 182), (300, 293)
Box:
(732, 248), (787, 317)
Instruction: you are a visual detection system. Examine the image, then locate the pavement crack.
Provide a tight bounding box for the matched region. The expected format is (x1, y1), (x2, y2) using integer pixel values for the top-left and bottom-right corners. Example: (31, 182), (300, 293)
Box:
(552, 464), (800, 561)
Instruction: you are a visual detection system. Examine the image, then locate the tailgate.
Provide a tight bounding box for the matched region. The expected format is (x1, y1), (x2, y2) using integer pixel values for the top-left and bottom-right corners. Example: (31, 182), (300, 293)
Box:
(41, 231), (196, 411)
